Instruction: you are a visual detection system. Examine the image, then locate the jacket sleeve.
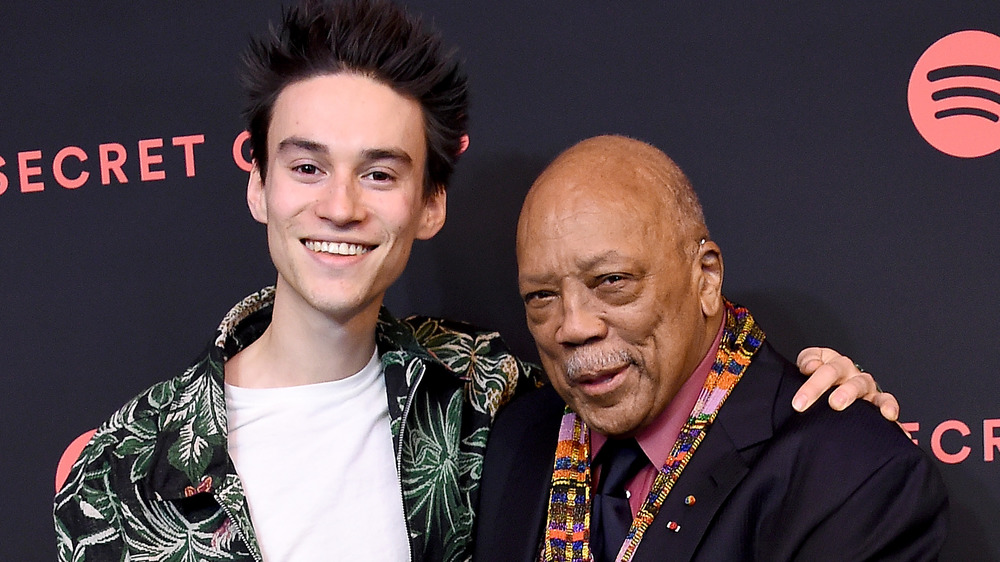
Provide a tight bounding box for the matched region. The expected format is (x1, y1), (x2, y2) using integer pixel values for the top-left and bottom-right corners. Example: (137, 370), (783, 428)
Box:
(787, 448), (948, 561)
(54, 457), (127, 561)
(403, 314), (543, 418)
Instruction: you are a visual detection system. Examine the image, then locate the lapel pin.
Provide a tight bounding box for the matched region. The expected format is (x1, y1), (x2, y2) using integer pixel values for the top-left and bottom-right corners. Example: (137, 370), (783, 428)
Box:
(666, 521), (681, 532)
(684, 495), (696, 506)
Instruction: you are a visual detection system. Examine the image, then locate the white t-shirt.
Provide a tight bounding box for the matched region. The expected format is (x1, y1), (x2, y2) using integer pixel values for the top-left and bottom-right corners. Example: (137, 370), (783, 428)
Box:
(226, 352), (409, 561)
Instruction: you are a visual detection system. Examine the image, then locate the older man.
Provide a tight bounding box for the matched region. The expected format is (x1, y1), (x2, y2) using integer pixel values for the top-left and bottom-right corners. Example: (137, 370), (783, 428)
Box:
(474, 135), (947, 562)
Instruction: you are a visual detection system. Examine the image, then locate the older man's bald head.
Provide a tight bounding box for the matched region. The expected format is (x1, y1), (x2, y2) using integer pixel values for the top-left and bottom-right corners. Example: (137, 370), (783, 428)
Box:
(520, 135), (708, 258)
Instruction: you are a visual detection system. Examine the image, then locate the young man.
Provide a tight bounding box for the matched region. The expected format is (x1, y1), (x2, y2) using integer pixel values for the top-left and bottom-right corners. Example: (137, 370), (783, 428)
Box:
(54, 2), (892, 561)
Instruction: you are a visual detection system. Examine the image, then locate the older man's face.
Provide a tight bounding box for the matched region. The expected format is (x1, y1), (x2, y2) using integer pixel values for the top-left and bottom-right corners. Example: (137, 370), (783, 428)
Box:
(516, 156), (715, 437)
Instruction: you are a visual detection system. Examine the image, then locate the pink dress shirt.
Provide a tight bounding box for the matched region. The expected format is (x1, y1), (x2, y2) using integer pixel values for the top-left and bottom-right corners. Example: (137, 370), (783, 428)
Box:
(590, 319), (725, 517)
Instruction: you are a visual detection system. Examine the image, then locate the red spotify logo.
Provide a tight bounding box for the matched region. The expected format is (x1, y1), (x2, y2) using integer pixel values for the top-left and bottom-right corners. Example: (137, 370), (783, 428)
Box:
(908, 30), (1000, 158)
(55, 429), (96, 492)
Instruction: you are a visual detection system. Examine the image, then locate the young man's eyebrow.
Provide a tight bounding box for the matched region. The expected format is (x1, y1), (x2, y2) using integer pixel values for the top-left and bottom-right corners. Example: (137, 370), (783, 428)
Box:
(274, 140), (412, 167)
(276, 137), (328, 154)
(360, 147), (412, 166)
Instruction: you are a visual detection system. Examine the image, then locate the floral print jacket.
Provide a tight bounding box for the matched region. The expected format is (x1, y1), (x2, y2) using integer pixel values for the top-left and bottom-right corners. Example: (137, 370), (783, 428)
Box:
(54, 287), (533, 561)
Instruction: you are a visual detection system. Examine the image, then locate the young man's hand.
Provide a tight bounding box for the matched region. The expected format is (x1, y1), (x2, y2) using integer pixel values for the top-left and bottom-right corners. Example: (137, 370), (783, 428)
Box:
(793, 347), (899, 421)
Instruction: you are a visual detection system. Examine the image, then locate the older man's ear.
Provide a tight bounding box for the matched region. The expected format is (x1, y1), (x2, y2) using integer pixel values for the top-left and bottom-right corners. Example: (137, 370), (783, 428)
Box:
(696, 239), (724, 318)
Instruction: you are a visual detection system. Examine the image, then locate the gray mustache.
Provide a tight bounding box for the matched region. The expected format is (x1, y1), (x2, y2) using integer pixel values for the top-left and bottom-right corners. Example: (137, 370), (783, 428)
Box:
(565, 348), (638, 379)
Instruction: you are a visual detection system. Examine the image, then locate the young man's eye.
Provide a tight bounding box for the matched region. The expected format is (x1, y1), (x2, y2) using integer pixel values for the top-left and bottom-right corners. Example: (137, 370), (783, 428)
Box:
(293, 163), (320, 175)
(364, 170), (394, 182)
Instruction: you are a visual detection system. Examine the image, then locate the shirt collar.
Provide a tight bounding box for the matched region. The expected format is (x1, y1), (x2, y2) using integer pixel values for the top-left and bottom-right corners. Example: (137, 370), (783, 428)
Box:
(591, 314), (726, 466)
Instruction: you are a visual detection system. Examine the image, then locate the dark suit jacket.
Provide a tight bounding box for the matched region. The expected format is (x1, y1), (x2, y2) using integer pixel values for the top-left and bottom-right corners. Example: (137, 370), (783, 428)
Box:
(473, 341), (948, 561)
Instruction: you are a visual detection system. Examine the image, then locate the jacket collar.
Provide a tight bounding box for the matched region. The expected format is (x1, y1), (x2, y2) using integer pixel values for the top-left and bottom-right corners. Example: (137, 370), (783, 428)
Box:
(631, 307), (780, 562)
(144, 287), (457, 502)
(376, 307), (458, 376)
(143, 288), (274, 502)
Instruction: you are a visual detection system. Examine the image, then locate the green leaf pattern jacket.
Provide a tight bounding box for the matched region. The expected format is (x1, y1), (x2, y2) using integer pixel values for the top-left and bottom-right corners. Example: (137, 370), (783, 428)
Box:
(53, 287), (533, 561)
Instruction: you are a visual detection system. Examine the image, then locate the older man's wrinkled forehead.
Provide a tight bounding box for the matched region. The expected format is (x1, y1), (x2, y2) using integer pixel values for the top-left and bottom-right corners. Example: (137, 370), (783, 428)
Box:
(519, 135), (700, 248)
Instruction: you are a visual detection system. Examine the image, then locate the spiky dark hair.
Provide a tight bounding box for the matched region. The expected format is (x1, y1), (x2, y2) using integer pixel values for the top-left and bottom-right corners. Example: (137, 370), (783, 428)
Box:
(242, 0), (469, 195)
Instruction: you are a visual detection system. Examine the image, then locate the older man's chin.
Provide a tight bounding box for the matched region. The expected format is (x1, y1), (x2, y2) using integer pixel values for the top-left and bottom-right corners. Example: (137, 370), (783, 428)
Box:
(572, 400), (648, 439)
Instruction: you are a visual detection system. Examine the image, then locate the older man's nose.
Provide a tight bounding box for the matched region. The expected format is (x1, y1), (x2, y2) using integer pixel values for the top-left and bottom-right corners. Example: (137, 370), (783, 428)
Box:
(554, 289), (608, 346)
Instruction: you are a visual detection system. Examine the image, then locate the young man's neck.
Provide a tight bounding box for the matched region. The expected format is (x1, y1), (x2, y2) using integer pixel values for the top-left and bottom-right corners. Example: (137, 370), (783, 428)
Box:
(224, 286), (380, 389)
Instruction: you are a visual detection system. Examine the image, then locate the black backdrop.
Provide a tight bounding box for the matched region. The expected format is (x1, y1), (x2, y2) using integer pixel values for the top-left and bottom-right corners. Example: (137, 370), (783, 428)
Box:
(3, 2), (997, 559)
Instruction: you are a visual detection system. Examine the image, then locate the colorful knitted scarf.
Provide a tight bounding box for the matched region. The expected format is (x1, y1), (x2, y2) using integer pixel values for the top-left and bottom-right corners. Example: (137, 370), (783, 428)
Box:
(539, 300), (765, 562)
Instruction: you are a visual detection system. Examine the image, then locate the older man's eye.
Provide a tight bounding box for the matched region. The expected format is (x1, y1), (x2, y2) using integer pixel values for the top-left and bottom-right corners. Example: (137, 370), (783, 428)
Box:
(597, 274), (629, 286)
(595, 274), (640, 304)
(523, 290), (555, 305)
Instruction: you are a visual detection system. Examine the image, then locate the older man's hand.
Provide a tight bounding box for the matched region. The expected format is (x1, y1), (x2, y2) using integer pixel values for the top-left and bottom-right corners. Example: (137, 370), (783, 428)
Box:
(793, 347), (900, 422)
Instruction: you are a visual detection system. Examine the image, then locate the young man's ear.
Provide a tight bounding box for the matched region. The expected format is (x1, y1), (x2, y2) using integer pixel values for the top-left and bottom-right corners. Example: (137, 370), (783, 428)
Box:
(416, 186), (447, 240)
(696, 239), (724, 317)
(247, 162), (268, 225)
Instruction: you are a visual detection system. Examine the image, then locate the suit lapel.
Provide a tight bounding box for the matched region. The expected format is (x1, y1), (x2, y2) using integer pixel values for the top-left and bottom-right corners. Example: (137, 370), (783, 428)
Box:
(511, 417), (560, 560)
(485, 387), (565, 561)
(631, 344), (783, 561)
(631, 421), (749, 561)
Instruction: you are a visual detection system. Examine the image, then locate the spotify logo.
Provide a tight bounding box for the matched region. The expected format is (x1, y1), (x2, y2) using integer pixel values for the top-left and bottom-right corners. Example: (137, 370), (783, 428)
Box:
(908, 30), (1000, 158)
(55, 429), (96, 492)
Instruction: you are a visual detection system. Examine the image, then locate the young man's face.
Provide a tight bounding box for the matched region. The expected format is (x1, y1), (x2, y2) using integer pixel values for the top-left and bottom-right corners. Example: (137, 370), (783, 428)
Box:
(248, 73), (446, 324)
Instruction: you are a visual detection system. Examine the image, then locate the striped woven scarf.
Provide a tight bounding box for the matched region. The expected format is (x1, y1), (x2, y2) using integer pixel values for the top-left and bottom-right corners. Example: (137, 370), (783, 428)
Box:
(539, 300), (765, 562)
